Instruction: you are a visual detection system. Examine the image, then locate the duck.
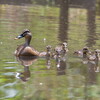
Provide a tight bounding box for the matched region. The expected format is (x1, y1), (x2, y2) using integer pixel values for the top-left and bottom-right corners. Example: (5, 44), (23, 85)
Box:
(46, 45), (52, 58)
(74, 47), (90, 58)
(54, 42), (68, 55)
(88, 50), (100, 61)
(88, 50), (100, 72)
(61, 42), (68, 54)
(54, 49), (61, 59)
(14, 29), (44, 57)
(52, 42), (68, 59)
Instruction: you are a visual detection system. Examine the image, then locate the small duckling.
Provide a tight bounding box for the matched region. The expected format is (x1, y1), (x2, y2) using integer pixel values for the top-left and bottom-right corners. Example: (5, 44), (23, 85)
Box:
(46, 45), (52, 57)
(88, 50), (100, 61)
(61, 42), (68, 54)
(53, 49), (61, 59)
(54, 42), (68, 55)
(88, 50), (100, 72)
(74, 47), (90, 58)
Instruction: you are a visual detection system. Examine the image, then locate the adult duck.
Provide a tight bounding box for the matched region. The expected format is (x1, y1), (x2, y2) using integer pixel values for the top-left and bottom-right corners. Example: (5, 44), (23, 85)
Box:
(14, 29), (43, 57)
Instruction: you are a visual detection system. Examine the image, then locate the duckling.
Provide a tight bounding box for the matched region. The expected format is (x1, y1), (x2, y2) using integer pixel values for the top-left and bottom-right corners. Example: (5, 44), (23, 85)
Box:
(53, 48), (61, 60)
(54, 42), (68, 56)
(88, 50), (100, 61)
(61, 42), (68, 54)
(46, 45), (52, 57)
(88, 50), (100, 72)
(74, 47), (90, 58)
(14, 29), (41, 57)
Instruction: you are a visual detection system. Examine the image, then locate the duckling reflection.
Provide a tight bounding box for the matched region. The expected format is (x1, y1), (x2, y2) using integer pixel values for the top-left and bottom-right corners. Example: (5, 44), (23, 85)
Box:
(15, 56), (37, 82)
(56, 57), (67, 75)
(46, 58), (51, 69)
(86, 61), (98, 85)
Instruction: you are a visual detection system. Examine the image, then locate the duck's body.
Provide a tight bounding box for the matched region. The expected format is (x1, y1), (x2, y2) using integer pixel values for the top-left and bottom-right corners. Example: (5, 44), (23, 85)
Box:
(14, 29), (43, 57)
(15, 45), (40, 56)
(53, 48), (61, 59)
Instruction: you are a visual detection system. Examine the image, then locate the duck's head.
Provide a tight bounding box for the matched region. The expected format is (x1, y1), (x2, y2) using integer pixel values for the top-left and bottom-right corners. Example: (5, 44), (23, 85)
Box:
(83, 47), (89, 53)
(62, 42), (67, 47)
(94, 49), (100, 57)
(46, 45), (52, 52)
(15, 29), (31, 40)
(62, 42), (68, 49)
(95, 49), (100, 53)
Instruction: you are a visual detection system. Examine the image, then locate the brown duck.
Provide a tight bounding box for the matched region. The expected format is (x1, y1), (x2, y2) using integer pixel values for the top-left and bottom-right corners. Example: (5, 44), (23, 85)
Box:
(14, 29), (45, 57)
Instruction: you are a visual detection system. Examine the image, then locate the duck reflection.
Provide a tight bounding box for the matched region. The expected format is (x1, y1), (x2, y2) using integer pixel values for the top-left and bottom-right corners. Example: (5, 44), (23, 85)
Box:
(46, 56), (51, 69)
(16, 56), (38, 66)
(16, 66), (30, 82)
(59, 0), (69, 42)
(56, 59), (67, 75)
(45, 45), (52, 69)
(86, 61), (98, 85)
(15, 56), (38, 82)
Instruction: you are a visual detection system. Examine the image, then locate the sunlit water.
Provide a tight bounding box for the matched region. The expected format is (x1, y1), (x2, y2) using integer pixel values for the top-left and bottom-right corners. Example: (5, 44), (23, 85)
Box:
(0, 0), (100, 100)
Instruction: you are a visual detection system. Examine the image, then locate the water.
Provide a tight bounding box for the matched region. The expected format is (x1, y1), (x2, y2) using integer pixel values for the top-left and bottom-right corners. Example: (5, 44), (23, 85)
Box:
(0, 0), (100, 100)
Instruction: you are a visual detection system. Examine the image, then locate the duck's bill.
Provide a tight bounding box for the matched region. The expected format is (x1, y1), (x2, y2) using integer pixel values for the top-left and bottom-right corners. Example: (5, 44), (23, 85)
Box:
(14, 35), (23, 40)
(14, 37), (19, 40)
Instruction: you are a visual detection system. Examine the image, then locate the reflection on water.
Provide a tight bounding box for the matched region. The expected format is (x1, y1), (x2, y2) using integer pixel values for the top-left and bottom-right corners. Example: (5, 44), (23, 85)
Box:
(15, 56), (37, 82)
(16, 56), (38, 67)
(59, 0), (69, 42)
(0, 0), (100, 100)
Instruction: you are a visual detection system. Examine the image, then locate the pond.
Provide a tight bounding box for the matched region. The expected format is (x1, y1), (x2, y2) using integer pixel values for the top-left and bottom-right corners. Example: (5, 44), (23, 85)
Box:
(0, 0), (100, 100)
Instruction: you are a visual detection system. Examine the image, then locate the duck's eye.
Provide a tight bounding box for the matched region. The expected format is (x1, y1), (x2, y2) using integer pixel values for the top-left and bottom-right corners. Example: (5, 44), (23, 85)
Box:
(19, 34), (24, 37)
(21, 30), (30, 37)
(21, 32), (28, 37)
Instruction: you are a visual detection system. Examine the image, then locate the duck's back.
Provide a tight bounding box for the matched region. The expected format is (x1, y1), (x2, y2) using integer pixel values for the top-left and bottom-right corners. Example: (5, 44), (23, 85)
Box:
(21, 46), (40, 56)
(15, 45), (40, 56)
